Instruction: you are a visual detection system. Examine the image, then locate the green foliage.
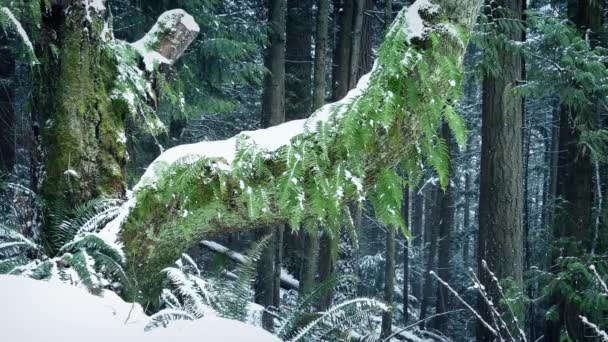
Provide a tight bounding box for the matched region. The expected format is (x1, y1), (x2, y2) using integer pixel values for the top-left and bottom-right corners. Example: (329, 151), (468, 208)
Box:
(0, 199), (132, 298)
(147, 237), (269, 330)
(544, 256), (608, 337)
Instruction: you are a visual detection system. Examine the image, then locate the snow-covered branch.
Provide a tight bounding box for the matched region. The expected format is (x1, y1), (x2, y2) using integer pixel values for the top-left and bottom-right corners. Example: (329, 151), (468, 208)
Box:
(105, 0), (481, 300)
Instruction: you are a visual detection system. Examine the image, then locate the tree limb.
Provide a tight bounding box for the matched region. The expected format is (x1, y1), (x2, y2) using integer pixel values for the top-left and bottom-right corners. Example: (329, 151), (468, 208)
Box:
(108, 0), (481, 301)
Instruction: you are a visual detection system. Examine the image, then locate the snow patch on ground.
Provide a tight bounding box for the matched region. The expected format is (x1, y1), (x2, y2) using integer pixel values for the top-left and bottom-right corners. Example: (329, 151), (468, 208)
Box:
(0, 275), (280, 342)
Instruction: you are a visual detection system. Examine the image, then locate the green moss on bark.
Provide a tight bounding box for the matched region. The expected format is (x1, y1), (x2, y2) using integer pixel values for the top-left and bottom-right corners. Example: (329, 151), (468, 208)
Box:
(38, 4), (127, 210)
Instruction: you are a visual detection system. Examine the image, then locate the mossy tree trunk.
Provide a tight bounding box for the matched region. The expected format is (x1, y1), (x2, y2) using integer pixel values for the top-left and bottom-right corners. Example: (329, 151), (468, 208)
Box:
(33, 1), (198, 233)
(36, 2), (127, 210)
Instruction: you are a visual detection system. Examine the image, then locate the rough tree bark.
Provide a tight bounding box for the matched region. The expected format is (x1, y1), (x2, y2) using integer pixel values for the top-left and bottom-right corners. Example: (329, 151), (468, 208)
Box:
(420, 185), (438, 327)
(286, 0), (313, 120)
(256, 0), (287, 331)
(299, 0), (329, 298)
(112, 0), (480, 302)
(477, 0), (524, 339)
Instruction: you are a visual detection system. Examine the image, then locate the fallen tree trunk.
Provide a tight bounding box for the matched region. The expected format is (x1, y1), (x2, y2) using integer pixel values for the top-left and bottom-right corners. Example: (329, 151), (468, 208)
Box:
(111, 0), (480, 301)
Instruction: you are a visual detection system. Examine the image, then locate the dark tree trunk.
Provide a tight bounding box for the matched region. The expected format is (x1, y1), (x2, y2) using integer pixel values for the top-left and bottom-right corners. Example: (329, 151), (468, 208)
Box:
(381, 225), (396, 339)
(402, 187), (410, 324)
(411, 189), (423, 305)
(358, 0), (375, 78)
(299, 226), (318, 296)
(477, 0), (524, 339)
(311, 0), (329, 110)
(256, 0), (286, 331)
(317, 232), (337, 310)
(348, 0), (364, 89)
(434, 124), (454, 333)
(0, 41), (15, 177)
(546, 2), (603, 340)
(255, 226), (276, 331)
(462, 168), (471, 270)
(331, 0), (353, 101)
(419, 185), (438, 327)
(285, 0), (313, 120)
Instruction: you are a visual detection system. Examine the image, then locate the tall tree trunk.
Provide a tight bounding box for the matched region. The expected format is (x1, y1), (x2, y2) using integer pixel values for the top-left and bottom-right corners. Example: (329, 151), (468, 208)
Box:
(358, 0), (375, 78)
(311, 0), (329, 110)
(286, 0), (313, 120)
(546, 1), (603, 340)
(348, 0), (365, 89)
(255, 226), (276, 331)
(317, 232), (337, 310)
(257, 0), (286, 331)
(402, 187), (410, 324)
(420, 185), (438, 327)
(316, 0), (355, 308)
(434, 124), (454, 333)
(381, 225), (396, 339)
(0, 41), (15, 177)
(37, 2), (128, 210)
(411, 189), (424, 305)
(299, 0), (329, 299)
(331, 0), (353, 101)
(462, 166), (471, 270)
(477, 0), (524, 339)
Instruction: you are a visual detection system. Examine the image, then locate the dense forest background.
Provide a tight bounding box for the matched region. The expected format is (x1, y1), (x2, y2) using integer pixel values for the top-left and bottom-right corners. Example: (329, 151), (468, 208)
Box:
(0, 0), (607, 341)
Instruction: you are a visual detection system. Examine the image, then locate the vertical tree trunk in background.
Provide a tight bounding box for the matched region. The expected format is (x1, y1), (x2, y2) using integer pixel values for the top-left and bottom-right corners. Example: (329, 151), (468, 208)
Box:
(402, 187), (410, 324)
(284, 0), (313, 289)
(348, 0), (364, 89)
(317, 231), (337, 310)
(37, 2), (128, 210)
(381, 226), (396, 339)
(462, 167), (472, 270)
(434, 125), (454, 333)
(285, 0), (313, 120)
(311, 0), (329, 110)
(358, 0), (375, 79)
(256, 0), (286, 331)
(0, 39), (15, 177)
(317, 0), (355, 308)
(477, 0), (524, 339)
(411, 190), (423, 305)
(300, 227), (318, 296)
(255, 226), (276, 330)
(331, 0), (353, 101)
(299, 0), (329, 299)
(546, 1), (603, 340)
(420, 185), (438, 327)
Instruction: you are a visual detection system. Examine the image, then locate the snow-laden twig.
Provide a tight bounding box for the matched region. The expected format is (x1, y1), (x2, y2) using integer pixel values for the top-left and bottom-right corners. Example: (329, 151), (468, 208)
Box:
(430, 270), (498, 337)
(468, 268), (511, 342)
(590, 265), (608, 295)
(0, 7), (38, 64)
(580, 315), (608, 342)
(482, 260), (527, 342)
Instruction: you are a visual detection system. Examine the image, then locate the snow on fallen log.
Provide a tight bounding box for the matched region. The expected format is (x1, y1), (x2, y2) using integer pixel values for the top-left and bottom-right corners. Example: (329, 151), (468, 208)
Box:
(109, 0), (481, 300)
(131, 9), (200, 71)
(200, 240), (300, 290)
(0, 275), (280, 342)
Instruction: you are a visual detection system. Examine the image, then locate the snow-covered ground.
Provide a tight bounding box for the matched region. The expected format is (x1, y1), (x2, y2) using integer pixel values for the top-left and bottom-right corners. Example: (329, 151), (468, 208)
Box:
(0, 275), (280, 341)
